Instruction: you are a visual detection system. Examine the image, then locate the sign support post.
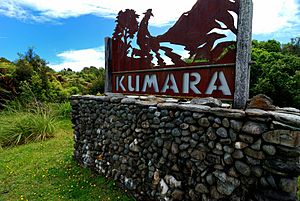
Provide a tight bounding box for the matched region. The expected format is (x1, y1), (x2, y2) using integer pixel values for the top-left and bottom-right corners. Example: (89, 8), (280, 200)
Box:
(104, 37), (112, 93)
(233, 0), (253, 109)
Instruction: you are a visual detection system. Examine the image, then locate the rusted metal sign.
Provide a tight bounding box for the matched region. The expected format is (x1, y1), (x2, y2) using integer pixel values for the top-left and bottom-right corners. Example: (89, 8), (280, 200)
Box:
(106, 0), (252, 102)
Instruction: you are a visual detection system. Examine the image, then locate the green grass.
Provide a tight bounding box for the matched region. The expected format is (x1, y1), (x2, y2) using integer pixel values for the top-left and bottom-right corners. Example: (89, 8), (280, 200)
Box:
(0, 101), (72, 148)
(0, 112), (57, 147)
(298, 177), (300, 200)
(0, 120), (134, 201)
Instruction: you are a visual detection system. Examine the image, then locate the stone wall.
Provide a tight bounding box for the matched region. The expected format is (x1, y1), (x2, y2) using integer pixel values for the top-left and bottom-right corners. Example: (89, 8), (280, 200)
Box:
(71, 94), (300, 201)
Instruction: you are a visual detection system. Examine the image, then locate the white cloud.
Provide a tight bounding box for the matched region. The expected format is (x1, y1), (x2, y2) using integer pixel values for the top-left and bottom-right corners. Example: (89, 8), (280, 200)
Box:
(1, 0), (299, 33)
(0, 0), (196, 26)
(49, 47), (105, 72)
(1, 0), (299, 39)
(253, 0), (299, 34)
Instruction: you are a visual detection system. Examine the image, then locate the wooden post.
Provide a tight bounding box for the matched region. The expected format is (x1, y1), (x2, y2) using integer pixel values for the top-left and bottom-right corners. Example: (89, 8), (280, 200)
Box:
(104, 37), (112, 93)
(233, 0), (253, 109)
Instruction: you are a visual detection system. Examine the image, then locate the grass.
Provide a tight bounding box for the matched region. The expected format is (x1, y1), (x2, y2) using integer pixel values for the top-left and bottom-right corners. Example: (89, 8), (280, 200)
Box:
(0, 112), (134, 201)
(298, 178), (300, 200)
(0, 101), (71, 148)
(0, 112), (57, 147)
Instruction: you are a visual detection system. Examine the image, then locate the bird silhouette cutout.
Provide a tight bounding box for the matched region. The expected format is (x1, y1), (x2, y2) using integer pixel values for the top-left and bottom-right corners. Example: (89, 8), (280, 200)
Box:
(112, 0), (240, 72)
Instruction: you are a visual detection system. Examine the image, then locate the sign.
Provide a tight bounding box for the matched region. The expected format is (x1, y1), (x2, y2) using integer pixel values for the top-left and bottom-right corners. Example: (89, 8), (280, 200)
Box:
(113, 65), (235, 99)
(105, 0), (253, 106)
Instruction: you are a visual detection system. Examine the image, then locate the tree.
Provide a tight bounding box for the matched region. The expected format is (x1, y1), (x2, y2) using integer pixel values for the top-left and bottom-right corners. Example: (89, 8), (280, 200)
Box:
(251, 39), (300, 108)
(252, 39), (281, 53)
(15, 59), (34, 82)
(282, 37), (300, 56)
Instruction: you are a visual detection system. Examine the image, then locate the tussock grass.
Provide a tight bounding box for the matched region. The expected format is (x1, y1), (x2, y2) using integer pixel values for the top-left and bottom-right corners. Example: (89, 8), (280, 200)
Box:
(0, 101), (61, 148)
(50, 101), (71, 119)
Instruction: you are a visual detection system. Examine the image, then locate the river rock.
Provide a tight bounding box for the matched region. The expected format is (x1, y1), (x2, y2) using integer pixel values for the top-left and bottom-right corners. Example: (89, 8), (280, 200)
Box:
(247, 94), (275, 110)
(195, 183), (209, 193)
(198, 118), (210, 127)
(262, 145), (276, 155)
(244, 148), (265, 159)
(171, 189), (184, 200)
(235, 161), (251, 176)
(191, 149), (206, 160)
(262, 130), (300, 148)
(279, 178), (297, 193)
(190, 97), (222, 107)
(216, 127), (228, 138)
(230, 120), (243, 132)
(213, 171), (240, 195)
(242, 121), (268, 135)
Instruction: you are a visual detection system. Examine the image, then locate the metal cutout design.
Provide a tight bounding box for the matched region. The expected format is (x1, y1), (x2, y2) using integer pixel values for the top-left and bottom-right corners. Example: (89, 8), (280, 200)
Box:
(112, 0), (240, 72)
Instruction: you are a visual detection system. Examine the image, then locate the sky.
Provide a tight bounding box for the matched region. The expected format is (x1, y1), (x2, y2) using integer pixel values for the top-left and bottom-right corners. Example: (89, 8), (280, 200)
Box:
(0, 0), (299, 71)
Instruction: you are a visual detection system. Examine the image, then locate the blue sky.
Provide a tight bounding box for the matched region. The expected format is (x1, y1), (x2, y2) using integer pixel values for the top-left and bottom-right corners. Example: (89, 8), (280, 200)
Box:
(0, 0), (299, 71)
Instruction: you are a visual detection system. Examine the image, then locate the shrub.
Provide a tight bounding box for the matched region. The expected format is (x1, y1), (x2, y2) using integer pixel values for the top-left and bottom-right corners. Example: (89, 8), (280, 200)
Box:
(0, 111), (57, 147)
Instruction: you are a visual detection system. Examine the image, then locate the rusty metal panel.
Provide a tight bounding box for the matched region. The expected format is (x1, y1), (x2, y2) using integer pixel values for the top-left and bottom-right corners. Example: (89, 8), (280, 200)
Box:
(110, 0), (240, 99)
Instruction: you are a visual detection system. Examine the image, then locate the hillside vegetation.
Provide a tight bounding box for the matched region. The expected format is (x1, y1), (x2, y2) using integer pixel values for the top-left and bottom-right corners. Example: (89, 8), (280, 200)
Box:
(0, 48), (105, 108)
(0, 38), (299, 109)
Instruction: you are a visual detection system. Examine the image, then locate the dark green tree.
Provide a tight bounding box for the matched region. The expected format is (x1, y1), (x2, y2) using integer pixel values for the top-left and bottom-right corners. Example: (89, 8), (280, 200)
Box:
(282, 37), (300, 56)
(251, 39), (300, 108)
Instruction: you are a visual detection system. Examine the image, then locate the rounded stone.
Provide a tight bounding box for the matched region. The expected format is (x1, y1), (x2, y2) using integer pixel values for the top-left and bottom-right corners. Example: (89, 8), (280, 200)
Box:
(192, 133), (200, 140)
(172, 128), (181, 137)
(180, 123), (189, 130)
(230, 120), (243, 132)
(154, 111), (161, 117)
(206, 174), (215, 185)
(179, 143), (190, 150)
(266, 175), (277, 189)
(191, 149), (206, 160)
(229, 129), (237, 142)
(141, 121), (150, 128)
(207, 127), (217, 140)
(162, 148), (169, 158)
(195, 183), (209, 193)
(234, 142), (248, 149)
(153, 117), (160, 124)
(262, 145), (276, 156)
(171, 143), (179, 154)
(190, 125), (198, 132)
(224, 153), (233, 165)
(223, 146), (234, 153)
(251, 166), (263, 177)
(189, 190), (198, 201)
(242, 121), (268, 135)
(251, 139), (262, 150)
(235, 161), (251, 176)
(165, 123), (175, 128)
(155, 137), (164, 147)
(171, 189), (184, 200)
(232, 150), (244, 159)
(216, 143), (223, 151)
(184, 117), (195, 124)
(216, 127), (228, 138)
(222, 118), (230, 128)
(238, 135), (254, 144)
(208, 141), (215, 149)
(198, 118), (210, 128)
(193, 113), (204, 119)
(279, 178), (297, 193)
